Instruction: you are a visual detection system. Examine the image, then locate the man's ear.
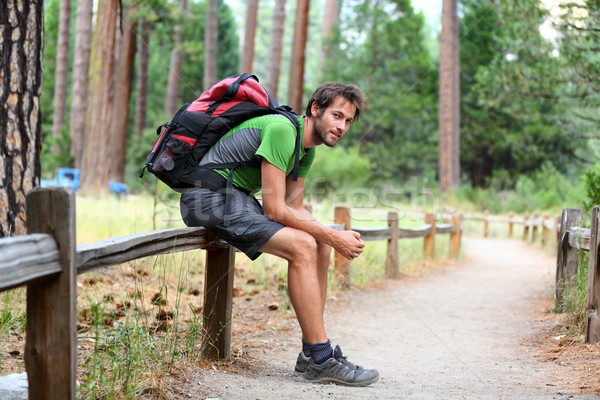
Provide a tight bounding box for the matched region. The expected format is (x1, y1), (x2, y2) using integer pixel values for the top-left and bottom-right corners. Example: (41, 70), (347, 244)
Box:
(310, 102), (320, 117)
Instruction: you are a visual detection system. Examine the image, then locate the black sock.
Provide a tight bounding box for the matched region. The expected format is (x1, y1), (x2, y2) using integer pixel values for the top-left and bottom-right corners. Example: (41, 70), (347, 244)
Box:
(307, 340), (333, 365)
(302, 338), (311, 357)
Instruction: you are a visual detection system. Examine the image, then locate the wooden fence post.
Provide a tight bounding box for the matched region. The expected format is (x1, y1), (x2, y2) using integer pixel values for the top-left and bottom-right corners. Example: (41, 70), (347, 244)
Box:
(26, 187), (77, 400)
(586, 206), (600, 343)
(386, 211), (399, 279)
(508, 212), (514, 237)
(334, 206), (351, 287)
(541, 213), (549, 246)
(423, 213), (436, 259)
(202, 245), (236, 360)
(450, 212), (462, 259)
(523, 213), (530, 241)
(555, 208), (583, 311)
(483, 210), (489, 238)
(531, 212), (539, 243)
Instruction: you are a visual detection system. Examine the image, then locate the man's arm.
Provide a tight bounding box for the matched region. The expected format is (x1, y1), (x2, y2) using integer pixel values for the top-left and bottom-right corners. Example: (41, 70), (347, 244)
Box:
(261, 159), (364, 260)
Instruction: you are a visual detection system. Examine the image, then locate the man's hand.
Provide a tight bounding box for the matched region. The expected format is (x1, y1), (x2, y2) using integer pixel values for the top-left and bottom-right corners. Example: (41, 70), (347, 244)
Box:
(332, 230), (365, 260)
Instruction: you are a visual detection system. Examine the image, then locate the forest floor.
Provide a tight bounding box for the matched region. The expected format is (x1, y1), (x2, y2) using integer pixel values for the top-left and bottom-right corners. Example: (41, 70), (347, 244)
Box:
(175, 237), (600, 400)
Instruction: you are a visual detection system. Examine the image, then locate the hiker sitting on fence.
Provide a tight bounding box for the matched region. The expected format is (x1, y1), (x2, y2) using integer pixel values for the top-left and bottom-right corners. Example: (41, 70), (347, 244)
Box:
(177, 78), (379, 387)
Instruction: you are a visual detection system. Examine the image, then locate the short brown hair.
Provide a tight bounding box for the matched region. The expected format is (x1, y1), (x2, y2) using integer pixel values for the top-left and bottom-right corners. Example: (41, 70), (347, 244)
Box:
(305, 82), (367, 121)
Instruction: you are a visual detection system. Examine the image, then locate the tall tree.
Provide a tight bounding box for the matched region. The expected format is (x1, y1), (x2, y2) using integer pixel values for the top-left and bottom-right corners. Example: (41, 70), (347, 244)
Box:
(51, 0), (70, 140)
(110, 15), (137, 183)
(240, 0), (259, 73)
(288, 0), (310, 113)
(80, 0), (118, 194)
(204, 0), (218, 89)
(0, 0), (44, 236)
(266, 0), (286, 98)
(438, 0), (460, 191)
(165, 0), (188, 116)
(134, 19), (150, 137)
(69, 0), (93, 168)
(320, 0), (339, 68)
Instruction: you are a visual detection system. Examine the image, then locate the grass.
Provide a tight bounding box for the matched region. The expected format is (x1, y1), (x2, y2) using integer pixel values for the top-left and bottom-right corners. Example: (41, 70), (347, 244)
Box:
(0, 191), (460, 399)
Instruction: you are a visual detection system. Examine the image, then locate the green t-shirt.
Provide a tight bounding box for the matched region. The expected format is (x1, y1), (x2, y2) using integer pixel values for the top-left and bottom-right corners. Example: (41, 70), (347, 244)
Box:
(199, 114), (315, 192)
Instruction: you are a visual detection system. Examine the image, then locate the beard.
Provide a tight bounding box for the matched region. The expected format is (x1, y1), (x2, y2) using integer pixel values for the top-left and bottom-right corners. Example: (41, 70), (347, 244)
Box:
(314, 115), (338, 147)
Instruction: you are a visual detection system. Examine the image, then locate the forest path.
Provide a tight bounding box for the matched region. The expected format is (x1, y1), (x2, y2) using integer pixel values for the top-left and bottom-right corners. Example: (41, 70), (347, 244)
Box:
(183, 238), (598, 400)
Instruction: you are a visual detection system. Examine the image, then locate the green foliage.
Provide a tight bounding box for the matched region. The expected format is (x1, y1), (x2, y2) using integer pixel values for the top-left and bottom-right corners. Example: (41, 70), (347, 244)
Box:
(323, 0), (438, 185)
(306, 146), (372, 193)
(583, 164), (600, 215)
(459, 0), (585, 188)
(455, 163), (583, 213)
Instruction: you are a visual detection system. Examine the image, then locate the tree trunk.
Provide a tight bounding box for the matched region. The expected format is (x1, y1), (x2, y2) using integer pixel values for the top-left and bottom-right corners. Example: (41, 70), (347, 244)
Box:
(0, 0), (44, 237)
(69, 0), (93, 169)
(134, 19), (150, 137)
(204, 0), (218, 90)
(165, 0), (188, 117)
(288, 0), (310, 113)
(109, 16), (137, 183)
(240, 0), (259, 73)
(438, 0), (460, 191)
(266, 0), (286, 98)
(80, 0), (118, 194)
(320, 0), (338, 69)
(51, 0), (70, 140)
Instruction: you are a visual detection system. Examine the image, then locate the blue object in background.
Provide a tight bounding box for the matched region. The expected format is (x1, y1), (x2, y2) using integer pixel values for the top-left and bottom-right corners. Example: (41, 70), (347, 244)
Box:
(41, 168), (80, 190)
(109, 181), (127, 195)
(57, 168), (80, 191)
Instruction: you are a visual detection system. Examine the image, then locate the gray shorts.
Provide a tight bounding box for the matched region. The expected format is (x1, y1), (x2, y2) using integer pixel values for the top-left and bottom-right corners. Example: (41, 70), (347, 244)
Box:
(179, 187), (284, 260)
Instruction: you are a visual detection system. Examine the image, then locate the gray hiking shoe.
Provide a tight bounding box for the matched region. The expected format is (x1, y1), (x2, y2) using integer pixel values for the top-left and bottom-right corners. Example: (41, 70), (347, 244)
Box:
(304, 347), (379, 387)
(294, 351), (311, 373)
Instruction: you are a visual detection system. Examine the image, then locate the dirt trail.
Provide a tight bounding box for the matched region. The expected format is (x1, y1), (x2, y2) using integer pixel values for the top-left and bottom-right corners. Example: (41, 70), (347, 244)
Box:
(182, 238), (599, 399)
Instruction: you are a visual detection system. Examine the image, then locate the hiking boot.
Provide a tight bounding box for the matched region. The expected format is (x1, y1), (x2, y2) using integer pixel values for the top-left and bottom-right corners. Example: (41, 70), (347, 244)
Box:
(294, 351), (311, 374)
(304, 349), (379, 387)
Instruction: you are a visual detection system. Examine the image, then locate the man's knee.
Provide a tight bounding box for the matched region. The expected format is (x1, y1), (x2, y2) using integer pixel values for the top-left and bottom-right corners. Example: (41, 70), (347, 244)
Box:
(287, 231), (318, 265)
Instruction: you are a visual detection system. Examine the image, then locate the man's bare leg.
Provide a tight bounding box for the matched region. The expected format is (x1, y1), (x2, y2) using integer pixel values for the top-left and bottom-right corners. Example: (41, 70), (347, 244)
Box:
(259, 227), (328, 344)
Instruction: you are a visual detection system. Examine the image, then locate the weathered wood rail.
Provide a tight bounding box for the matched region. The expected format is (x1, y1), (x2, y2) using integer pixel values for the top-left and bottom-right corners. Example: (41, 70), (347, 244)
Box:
(555, 206), (600, 344)
(332, 206), (463, 285)
(0, 188), (235, 399)
(463, 211), (559, 247)
(0, 189), (463, 399)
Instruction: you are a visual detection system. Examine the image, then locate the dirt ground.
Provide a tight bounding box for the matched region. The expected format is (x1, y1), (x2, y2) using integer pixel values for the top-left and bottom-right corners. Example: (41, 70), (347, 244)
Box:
(174, 237), (600, 400)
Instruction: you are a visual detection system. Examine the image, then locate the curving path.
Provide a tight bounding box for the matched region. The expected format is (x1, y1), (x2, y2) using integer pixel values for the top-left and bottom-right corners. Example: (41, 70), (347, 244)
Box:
(184, 238), (598, 399)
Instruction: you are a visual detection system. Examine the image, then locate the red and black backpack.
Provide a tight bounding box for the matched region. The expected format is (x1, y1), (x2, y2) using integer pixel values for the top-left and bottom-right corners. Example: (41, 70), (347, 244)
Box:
(140, 73), (301, 191)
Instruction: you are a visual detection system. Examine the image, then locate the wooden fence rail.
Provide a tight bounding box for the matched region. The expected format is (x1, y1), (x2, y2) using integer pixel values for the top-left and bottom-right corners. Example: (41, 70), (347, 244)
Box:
(555, 206), (600, 344)
(463, 211), (558, 247)
(333, 207), (462, 284)
(0, 189), (463, 399)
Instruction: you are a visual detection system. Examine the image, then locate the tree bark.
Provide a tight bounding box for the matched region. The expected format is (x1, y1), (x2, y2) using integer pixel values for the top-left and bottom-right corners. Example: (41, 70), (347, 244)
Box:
(266, 0), (286, 98)
(438, 0), (460, 191)
(0, 0), (44, 237)
(110, 16), (137, 183)
(320, 0), (338, 69)
(80, 0), (118, 194)
(240, 0), (259, 73)
(288, 0), (311, 113)
(165, 0), (188, 117)
(134, 19), (150, 136)
(69, 0), (93, 168)
(51, 0), (70, 140)
(204, 0), (218, 90)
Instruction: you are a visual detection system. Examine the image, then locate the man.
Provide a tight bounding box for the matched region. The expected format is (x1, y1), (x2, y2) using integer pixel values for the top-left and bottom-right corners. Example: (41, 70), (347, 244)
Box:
(180, 82), (379, 386)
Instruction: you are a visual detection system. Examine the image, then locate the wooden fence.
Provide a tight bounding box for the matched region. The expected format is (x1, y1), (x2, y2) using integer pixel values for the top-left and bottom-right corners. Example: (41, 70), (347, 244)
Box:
(463, 211), (559, 247)
(0, 188), (463, 399)
(331, 206), (462, 286)
(555, 206), (600, 344)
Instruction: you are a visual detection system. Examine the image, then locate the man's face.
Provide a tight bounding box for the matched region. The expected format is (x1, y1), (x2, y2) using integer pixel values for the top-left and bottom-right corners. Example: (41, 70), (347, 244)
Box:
(312, 96), (357, 147)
